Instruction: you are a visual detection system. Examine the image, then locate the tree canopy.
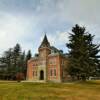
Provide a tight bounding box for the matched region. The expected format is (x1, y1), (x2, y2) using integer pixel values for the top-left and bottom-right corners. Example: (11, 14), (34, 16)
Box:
(67, 24), (100, 81)
(0, 43), (32, 80)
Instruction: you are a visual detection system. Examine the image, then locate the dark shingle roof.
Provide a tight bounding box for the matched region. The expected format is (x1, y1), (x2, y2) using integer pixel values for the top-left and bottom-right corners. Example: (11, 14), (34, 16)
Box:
(39, 34), (50, 48)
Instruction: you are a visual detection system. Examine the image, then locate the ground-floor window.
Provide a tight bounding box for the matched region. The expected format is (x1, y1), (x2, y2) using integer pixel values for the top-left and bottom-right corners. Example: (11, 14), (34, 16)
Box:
(54, 69), (56, 76)
(50, 69), (53, 76)
(49, 68), (56, 77)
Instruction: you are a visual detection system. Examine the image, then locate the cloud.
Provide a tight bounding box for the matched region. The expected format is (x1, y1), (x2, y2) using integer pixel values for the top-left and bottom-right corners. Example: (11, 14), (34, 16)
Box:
(0, 12), (35, 55)
(0, 0), (100, 56)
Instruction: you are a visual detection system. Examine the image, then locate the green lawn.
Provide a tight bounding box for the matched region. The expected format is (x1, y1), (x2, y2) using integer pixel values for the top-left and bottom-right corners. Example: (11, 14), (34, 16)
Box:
(0, 81), (100, 100)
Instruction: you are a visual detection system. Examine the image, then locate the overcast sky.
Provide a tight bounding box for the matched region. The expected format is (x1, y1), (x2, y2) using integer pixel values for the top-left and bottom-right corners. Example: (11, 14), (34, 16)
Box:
(0, 0), (100, 56)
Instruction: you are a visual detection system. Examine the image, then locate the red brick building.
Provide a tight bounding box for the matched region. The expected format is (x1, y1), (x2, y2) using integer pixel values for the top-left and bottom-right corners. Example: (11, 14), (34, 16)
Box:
(27, 35), (69, 82)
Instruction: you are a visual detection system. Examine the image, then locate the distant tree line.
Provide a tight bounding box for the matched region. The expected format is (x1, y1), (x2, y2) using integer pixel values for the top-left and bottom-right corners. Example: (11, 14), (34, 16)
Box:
(0, 43), (32, 81)
(67, 24), (100, 81)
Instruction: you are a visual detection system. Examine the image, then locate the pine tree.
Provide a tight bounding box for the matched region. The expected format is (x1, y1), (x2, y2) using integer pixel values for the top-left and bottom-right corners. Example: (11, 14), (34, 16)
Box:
(19, 51), (26, 73)
(13, 43), (21, 67)
(0, 48), (13, 79)
(0, 43), (29, 80)
(67, 24), (100, 81)
(26, 50), (32, 61)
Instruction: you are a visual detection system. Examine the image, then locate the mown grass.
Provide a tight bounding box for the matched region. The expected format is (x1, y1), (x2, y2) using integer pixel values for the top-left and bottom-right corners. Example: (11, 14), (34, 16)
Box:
(0, 80), (99, 100)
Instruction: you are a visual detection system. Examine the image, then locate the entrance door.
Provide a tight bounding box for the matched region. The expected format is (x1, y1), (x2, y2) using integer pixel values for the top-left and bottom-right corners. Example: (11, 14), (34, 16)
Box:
(40, 70), (44, 80)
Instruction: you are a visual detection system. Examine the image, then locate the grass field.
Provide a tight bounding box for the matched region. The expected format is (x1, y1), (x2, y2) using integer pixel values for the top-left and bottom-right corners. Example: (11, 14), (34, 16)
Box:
(0, 81), (100, 100)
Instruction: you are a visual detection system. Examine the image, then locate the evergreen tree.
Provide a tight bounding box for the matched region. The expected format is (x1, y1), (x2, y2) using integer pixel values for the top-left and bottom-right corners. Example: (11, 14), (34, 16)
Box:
(26, 50), (32, 61)
(13, 43), (21, 68)
(19, 51), (26, 73)
(0, 43), (26, 80)
(67, 24), (100, 81)
(3, 48), (12, 67)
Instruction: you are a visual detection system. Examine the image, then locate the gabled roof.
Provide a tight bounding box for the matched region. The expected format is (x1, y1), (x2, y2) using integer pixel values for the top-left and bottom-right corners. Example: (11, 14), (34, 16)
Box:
(39, 34), (50, 48)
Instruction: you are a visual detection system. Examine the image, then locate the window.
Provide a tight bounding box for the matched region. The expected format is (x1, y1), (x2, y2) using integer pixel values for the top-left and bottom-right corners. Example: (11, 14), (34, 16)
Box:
(33, 71), (34, 76)
(49, 68), (56, 77)
(50, 69), (53, 76)
(54, 69), (56, 76)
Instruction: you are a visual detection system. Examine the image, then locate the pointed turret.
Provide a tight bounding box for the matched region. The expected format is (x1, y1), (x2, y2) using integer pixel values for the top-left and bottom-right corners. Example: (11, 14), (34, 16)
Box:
(39, 34), (50, 48)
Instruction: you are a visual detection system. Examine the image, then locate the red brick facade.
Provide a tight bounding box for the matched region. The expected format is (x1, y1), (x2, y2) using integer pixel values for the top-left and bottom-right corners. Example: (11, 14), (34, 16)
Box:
(27, 35), (68, 82)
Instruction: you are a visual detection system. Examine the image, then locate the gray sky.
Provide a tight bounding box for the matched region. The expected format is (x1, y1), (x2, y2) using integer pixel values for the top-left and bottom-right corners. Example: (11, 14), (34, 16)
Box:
(0, 0), (100, 56)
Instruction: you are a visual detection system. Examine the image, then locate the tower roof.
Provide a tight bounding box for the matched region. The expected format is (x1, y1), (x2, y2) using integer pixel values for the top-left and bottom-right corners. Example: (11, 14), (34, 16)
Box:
(39, 34), (50, 48)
